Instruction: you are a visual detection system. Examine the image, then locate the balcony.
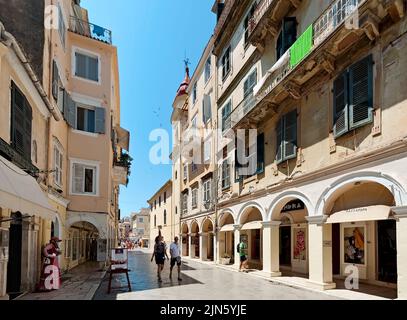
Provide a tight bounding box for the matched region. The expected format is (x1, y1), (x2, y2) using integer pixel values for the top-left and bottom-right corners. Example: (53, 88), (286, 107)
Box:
(113, 152), (131, 186)
(0, 138), (39, 177)
(69, 16), (112, 45)
(227, 0), (400, 129)
(247, 0), (303, 51)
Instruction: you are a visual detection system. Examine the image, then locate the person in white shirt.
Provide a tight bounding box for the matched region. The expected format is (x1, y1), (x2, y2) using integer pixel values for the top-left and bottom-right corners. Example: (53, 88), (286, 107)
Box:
(169, 236), (182, 281)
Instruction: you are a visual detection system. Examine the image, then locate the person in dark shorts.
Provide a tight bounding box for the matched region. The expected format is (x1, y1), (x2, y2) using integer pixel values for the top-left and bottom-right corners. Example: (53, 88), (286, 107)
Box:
(169, 236), (182, 281)
(151, 235), (169, 282)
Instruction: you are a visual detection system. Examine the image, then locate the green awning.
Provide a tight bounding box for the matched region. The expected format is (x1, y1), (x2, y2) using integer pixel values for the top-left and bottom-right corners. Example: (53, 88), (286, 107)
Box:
(290, 25), (313, 68)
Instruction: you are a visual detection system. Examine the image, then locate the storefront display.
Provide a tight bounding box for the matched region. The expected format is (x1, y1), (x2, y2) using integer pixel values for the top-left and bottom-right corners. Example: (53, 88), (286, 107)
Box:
(293, 228), (306, 260)
(344, 226), (365, 265)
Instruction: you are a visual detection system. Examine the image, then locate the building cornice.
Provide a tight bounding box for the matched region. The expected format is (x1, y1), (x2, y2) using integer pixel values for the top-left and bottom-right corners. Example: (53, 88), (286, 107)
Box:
(218, 138), (407, 209)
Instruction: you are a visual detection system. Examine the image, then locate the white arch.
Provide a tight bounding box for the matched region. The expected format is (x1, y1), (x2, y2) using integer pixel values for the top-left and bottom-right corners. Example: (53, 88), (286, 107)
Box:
(236, 201), (266, 225)
(267, 190), (314, 221)
(181, 222), (189, 234)
(218, 209), (236, 227)
(200, 217), (214, 232)
(66, 214), (106, 238)
(190, 220), (200, 233)
(315, 171), (407, 216)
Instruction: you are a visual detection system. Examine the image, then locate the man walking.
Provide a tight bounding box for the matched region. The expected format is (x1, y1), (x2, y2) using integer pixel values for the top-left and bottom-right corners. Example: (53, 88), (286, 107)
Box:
(169, 236), (182, 281)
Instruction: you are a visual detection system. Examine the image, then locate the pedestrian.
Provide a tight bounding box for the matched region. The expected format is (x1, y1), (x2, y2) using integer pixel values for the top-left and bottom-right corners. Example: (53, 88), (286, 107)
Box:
(169, 236), (182, 281)
(238, 237), (249, 272)
(150, 235), (169, 282)
(37, 237), (62, 291)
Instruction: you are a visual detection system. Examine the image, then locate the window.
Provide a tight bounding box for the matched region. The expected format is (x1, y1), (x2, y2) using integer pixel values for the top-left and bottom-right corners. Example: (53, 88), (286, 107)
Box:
(204, 138), (211, 163)
(192, 83), (197, 104)
(11, 82), (32, 160)
(139, 218), (143, 223)
(164, 210), (167, 225)
(221, 46), (231, 80)
(76, 106), (95, 133)
(164, 192), (167, 204)
(183, 164), (188, 180)
(276, 17), (297, 60)
(221, 101), (232, 132)
(192, 188), (198, 208)
(154, 215), (156, 227)
(235, 133), (265, 180)
(333, 55), (373, 138)
(159, 196), (161, 207)
(175, 206), (178, 215)
(244, 3), (257, 46)
(154, 200), (156, 209)
(52, 60), (60, 102)
(203, 179), (211, 204)
(222, 160), (230, 189)
(276, 111), (297, 164)
(191, 161), (198, 173)
(182, 193), (188, 215)
(58, 4), (66, 48)
(75, 51), (99, 82)
(175, 171), (178, 180)
(202, 94), (212, 123)
(54, 146), (63, 187)
(72, 162), (97, 195)
(244, 68), (257, 98)
(204, 57), (211, 83)
(191, 114), (198, 128)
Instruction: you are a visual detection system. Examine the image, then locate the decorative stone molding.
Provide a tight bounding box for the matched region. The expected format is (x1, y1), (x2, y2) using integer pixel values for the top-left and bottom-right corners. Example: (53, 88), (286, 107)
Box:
(262, 221), (281, 228)
(233, 224), (242, 231)
(306, 215), (328, 225)
(283, 80), (301, 100)
(392, 206), (407, 219)
(360, 9), (380, 40)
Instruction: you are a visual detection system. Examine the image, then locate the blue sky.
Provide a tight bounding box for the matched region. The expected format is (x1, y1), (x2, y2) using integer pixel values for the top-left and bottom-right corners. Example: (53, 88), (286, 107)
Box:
(82, 1), (215, 218)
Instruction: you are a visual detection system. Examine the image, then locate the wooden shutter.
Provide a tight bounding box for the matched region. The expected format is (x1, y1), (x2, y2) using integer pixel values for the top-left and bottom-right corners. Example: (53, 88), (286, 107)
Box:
(73, 163), (84, 193)
(349, 55), (373, 129)
(234, 144), (241, 182)
(283, 110), (297, 160)
(63, 91), (76, 128)
(283, 17), (297, 53)
(95, 107), (106, 133)
(333, 72), (349, 137)
(88, 56), (99, 82)
(257, 133), (264, 174)
(75, 52), (86, 78)
(276, 118), (283, 164)
(52, 60), (59, 100)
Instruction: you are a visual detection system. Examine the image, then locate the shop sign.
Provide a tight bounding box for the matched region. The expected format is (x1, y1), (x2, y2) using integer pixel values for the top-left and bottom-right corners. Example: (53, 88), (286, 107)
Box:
(281, 200), (305, 213)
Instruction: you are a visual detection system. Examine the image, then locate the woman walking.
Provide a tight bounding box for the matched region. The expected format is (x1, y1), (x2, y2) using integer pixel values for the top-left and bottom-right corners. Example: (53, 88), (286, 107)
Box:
(151, 235), (168, 282)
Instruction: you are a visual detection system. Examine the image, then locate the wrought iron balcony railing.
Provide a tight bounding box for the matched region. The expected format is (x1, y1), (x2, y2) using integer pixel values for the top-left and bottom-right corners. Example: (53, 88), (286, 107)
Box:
(69, 16), (112, 45)
(228, 0), (366, 129)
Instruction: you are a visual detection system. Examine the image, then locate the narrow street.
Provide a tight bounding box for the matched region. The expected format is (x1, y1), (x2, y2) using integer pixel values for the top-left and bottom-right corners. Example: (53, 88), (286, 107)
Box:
(93, 249), (337, 300)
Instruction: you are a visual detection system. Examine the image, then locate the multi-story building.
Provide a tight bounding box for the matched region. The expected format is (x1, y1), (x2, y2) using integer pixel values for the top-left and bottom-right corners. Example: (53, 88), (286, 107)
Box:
(148, 180), (176, 246)
(118, 217), (131, 240)
(210, 0), (407, 299)
(171, 38), (218, 261)
(0, 0), (130, 299)
(131, 208), (151, 248)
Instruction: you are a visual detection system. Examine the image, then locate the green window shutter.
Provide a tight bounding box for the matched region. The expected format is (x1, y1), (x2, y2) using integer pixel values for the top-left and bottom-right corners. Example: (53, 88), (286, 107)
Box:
(52, 60), (59, 100)
(276, 118), (283, 164)
(333, 72), (349, 138)
(257, 133), (265, 174)
(290, 24), (313, 68)
(349, 55), (373, 129)
(95, 107), (106, 134)
(283, 111), (297, 160)
(63, 91), (76, 128)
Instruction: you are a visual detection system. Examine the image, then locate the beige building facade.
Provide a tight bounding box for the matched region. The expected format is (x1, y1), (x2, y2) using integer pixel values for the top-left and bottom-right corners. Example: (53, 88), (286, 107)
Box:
(148, 180), (176, 247)
(0, 0), (129, 299)
(131, 208), (151, 247)
(167, 0), (407, 299)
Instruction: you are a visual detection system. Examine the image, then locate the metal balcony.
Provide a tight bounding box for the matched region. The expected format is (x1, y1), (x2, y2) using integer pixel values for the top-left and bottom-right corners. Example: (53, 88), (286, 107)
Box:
(230, 0), (371, 129)
(69, 16), (112, 44)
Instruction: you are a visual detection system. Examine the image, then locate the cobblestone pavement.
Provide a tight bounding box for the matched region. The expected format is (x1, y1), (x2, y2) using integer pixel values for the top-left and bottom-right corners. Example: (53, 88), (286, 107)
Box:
(19, 262), (106, 300)
(94, 249), (338, 300)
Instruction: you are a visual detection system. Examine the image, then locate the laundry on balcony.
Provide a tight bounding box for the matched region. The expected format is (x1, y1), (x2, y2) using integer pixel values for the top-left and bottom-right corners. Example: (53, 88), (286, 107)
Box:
(290, 24), (313, 68)
(253, 50), (290, 97)
(92, 24), (106, 37)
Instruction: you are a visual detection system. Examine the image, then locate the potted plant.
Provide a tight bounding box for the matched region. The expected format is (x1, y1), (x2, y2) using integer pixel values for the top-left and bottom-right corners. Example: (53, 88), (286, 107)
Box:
(220, 253), (232, 265)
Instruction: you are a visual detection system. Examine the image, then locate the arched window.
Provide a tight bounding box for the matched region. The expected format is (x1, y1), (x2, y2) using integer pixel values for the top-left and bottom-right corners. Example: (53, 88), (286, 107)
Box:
(154, 215), (156, 227)
(164, 210), (167, 225)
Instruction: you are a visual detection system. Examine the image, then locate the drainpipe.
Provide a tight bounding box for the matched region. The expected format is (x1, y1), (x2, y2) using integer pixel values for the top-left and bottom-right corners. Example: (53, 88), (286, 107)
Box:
(0, 21), (60, 121)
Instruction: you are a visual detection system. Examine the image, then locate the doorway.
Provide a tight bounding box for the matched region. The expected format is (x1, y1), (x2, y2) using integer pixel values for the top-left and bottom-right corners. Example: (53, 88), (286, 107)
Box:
(7, 212), (23, 299)
(280, 226), (291, 266)
(377, 220), (397, 283)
